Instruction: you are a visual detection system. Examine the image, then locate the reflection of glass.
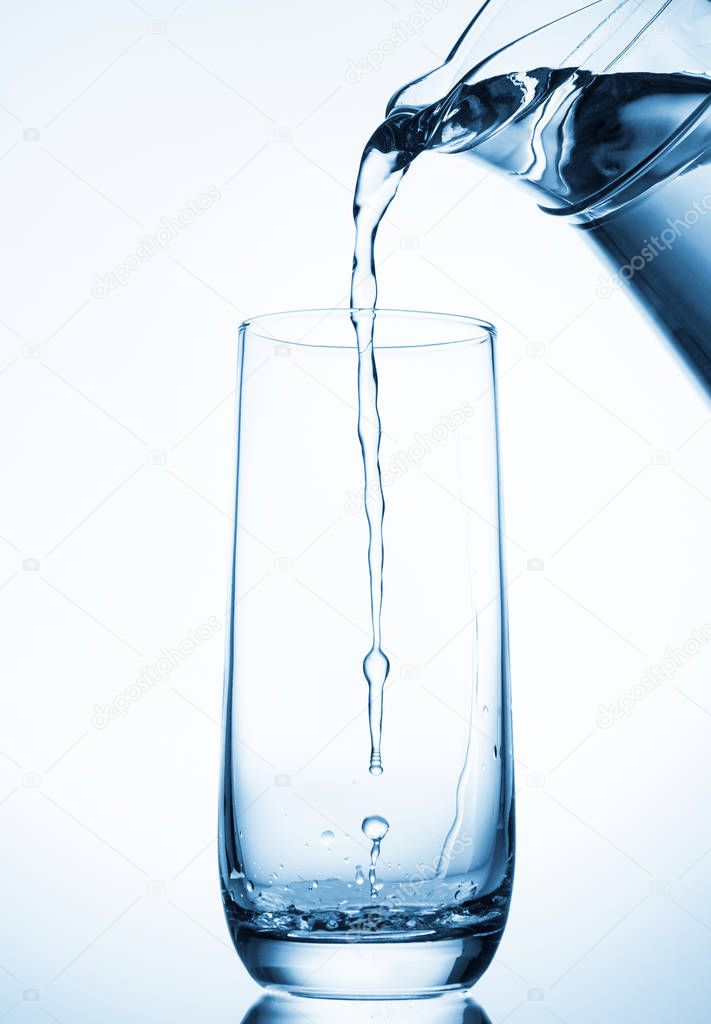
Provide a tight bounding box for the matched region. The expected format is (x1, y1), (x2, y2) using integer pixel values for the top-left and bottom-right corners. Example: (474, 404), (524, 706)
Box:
(219, 309), (514, 997)
(241, 992), (493, 1024)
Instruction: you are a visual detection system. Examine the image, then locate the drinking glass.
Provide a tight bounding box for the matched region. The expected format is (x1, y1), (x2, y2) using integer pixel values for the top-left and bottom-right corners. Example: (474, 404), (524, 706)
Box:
(219, 308), (514, 999)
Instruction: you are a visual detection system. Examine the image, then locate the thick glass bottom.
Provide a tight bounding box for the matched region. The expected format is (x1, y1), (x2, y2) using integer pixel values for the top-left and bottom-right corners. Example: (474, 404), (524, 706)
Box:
(234, 929), (501, 999)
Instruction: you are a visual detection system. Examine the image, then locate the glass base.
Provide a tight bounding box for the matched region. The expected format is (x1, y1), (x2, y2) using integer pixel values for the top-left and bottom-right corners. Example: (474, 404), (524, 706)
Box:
(234, 930), (500, 999)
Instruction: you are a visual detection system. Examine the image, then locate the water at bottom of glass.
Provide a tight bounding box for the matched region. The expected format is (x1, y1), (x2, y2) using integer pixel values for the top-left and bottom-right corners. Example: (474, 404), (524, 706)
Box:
(222, 867), (513, 998)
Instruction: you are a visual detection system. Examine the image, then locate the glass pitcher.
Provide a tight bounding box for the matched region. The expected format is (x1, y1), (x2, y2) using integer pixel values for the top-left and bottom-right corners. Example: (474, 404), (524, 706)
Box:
(387, 0), (711, 389)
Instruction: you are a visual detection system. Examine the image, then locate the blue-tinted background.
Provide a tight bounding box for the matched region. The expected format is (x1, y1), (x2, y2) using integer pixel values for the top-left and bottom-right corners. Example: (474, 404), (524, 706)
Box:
(2, 1), (711, 1021)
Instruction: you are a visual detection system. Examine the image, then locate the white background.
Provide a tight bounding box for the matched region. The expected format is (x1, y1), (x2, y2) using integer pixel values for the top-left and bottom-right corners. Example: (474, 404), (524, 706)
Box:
(2, 1), (711, 1021)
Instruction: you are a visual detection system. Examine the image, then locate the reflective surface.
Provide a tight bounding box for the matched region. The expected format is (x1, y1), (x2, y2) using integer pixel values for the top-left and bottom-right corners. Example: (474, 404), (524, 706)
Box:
(242, 992), (493, 1024)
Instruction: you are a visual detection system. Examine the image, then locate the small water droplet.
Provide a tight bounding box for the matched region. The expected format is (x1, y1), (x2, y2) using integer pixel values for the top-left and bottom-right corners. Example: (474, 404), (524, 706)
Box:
(362, 816), (389, 897)
(355, 866), (365, 885)
(245, 880), (254, 893)
(482, 705), (489, 717)
(344, 856), (351, 863)
(308, 880), (319, 891)
(493, 745), (498, 759)
(362, 815), (389, 841)
(320, 830), (335, 847)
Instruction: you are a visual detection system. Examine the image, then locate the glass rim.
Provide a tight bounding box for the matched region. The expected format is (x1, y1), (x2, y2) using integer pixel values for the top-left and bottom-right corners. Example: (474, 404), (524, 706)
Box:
(239, 307), (496, 350)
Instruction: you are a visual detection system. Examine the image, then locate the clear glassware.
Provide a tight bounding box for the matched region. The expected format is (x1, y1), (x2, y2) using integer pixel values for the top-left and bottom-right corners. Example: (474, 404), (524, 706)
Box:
(219, 309), (514, 999)
(386, 0), (711, 389)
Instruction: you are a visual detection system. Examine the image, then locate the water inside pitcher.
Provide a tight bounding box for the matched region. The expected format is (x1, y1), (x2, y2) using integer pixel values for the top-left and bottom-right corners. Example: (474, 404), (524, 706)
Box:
(384, 0), (711, 389)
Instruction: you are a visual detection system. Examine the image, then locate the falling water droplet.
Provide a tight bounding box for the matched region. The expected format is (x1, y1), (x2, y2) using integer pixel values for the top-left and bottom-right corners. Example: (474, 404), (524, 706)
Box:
(320, 830), (335, 847)
(362, 815), (389, 841)
(362, 815), (389, 898)
(355, 866), (365, 885)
